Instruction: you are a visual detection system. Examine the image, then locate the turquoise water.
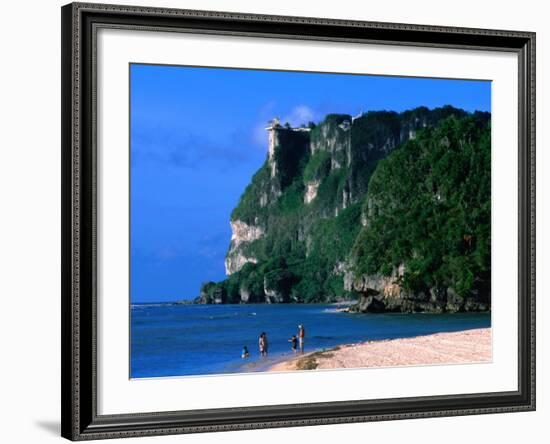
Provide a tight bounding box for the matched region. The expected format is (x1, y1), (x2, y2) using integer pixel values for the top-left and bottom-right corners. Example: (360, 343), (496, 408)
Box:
(130, 303), (490, 378)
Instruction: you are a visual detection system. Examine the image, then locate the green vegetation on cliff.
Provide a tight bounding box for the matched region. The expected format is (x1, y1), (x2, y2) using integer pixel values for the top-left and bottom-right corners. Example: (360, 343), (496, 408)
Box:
(352, 114), (491, 298)
(197, 106), (491, 311)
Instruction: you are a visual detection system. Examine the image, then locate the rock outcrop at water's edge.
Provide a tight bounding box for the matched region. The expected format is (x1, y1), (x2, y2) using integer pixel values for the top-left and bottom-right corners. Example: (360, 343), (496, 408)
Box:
(343, 265), (490, 314)
(195, 107), (492, 313)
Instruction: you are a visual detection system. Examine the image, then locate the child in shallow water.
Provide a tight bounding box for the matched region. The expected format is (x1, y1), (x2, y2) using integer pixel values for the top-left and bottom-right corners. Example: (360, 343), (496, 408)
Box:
(288, 335), (298, 353)
(241, 345), (250, 359)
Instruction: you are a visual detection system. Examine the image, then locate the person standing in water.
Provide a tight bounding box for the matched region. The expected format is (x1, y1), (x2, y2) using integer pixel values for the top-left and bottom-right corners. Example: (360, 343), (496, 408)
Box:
(258, 333), (265, 357)
(288, 335), (298, 353)
(298, 324), (305, 353)
(259, 332), (268, 357)
(263, 332), (269, 356)
(241, 345), (250, 359)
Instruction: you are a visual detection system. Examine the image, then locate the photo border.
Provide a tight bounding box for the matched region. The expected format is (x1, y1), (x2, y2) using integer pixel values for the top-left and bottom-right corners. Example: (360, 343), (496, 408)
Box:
(61, 2), (535, 440)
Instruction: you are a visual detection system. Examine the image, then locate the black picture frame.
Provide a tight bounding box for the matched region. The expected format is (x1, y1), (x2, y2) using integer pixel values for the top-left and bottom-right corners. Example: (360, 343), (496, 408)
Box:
(61, 2), (536, 440)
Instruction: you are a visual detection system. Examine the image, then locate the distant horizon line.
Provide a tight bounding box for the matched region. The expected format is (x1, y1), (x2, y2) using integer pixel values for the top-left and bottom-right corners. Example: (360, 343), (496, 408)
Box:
(131, 298), (194, 305)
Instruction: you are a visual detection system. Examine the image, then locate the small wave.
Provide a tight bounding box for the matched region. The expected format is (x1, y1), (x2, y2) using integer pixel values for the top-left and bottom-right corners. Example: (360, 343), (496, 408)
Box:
(202, 311), (261, 320)
(322, 308), (348, 313)
(131, 303), (167, 309)
(204, 313), (246, 320)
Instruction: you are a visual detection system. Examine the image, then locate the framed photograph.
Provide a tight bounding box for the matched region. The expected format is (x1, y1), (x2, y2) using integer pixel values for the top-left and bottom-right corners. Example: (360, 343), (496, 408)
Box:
(61, 2), (536, 440)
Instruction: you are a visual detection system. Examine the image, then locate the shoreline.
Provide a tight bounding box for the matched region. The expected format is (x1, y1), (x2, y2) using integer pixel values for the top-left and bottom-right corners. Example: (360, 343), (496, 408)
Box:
(266, 328), (492, 372)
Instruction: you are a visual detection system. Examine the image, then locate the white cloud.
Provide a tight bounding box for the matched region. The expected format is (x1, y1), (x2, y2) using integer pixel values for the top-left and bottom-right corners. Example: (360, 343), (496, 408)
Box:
(250, 103), (320, 151)
(250, 101), (277, 150)
(282, 105), (318, 127)
(252, 121), (269, 148)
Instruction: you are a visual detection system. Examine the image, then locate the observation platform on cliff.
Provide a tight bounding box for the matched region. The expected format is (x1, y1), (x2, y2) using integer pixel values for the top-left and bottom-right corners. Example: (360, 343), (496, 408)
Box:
(265, 118), (312, 132)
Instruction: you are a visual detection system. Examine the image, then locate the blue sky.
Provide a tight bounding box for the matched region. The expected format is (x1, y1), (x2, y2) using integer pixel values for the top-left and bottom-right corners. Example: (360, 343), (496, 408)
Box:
(130, 64), (491, 303)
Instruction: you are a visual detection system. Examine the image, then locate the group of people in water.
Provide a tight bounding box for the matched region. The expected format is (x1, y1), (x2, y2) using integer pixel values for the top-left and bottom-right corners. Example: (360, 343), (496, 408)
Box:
(242, 324), (306, 359)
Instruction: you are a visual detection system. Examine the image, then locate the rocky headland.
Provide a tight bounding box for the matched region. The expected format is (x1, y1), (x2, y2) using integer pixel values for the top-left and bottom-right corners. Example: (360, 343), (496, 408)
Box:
(195, 107), (491, 313)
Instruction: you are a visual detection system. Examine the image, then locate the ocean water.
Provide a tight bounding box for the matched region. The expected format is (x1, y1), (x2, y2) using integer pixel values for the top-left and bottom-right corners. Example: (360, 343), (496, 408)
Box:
(130, 303), (490, 378)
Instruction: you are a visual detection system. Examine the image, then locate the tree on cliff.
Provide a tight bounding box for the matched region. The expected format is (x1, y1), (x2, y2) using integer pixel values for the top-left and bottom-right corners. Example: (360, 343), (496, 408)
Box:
(352, 114), (491, 300)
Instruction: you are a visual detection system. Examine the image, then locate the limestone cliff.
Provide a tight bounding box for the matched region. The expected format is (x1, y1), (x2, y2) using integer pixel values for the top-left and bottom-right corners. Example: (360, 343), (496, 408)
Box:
(199, 106), (491, 312)
(225, 220), (263, 275)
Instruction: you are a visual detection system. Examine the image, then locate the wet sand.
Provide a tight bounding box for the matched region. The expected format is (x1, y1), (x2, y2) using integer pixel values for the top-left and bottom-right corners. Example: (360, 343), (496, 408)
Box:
(267, 328), (492, 372)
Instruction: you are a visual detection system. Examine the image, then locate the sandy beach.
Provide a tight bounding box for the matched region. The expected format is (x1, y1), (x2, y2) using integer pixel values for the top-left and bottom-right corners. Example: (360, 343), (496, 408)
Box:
(267, 328), (492, 372)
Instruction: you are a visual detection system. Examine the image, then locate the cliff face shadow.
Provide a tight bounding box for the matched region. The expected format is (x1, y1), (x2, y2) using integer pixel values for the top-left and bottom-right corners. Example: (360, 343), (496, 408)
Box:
(35, 420), (60, 436)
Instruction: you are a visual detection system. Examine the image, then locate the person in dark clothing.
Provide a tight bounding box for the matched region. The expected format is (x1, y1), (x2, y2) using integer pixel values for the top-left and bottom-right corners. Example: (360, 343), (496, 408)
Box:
(288, 335), (298, 353)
